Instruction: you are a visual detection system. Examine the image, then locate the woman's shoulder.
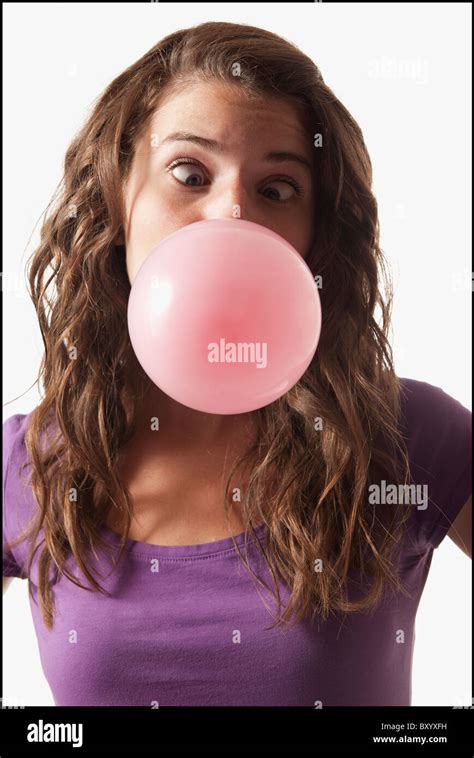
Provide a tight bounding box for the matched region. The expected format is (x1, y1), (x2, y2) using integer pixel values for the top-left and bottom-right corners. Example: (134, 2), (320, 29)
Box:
(3, 408), (57, 460)
(3, 410), (31, 440)
(3, 411), (35, 484)
(396, 377), (472, 551)
(399, 376), (471, 421)
(398, 376), (471, 465)
(3, 410), (39, 578)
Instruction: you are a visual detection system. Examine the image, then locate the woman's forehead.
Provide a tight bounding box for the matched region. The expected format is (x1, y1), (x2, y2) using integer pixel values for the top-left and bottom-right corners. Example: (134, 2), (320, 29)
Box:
(148, 79), (311, 147)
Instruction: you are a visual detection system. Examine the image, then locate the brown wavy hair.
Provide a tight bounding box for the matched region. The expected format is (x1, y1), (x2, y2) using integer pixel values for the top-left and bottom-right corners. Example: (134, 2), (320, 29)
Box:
(5, 21), (414, 631)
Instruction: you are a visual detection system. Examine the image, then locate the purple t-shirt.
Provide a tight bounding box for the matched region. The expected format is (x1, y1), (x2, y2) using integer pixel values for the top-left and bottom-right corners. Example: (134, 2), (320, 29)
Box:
(3, 378), (472, 706)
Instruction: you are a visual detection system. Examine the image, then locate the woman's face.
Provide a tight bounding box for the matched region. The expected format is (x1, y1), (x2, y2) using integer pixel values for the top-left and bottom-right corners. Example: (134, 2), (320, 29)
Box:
(121, 80), (315, 285)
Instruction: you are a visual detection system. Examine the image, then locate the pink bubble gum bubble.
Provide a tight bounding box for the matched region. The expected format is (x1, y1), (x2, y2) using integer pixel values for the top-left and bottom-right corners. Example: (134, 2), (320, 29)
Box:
(127, 218), (322, 414)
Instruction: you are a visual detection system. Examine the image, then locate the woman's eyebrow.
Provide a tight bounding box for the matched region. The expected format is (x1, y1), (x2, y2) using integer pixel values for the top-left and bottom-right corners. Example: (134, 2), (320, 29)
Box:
(159, 131), (312, 174)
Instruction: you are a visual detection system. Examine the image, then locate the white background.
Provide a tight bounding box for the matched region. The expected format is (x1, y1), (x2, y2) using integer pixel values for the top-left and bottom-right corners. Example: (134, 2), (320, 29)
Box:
(3, 2), (471, 707)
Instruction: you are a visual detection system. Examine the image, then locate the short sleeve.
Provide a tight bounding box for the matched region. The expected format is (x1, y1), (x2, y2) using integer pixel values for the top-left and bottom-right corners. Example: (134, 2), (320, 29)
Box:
(399, 378), (472, 551)
(3, 413), (33, 578)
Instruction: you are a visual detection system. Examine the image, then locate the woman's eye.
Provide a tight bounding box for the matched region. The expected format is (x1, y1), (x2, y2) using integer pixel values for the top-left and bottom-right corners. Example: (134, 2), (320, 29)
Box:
(261, 181), (299, 202)
(169, 161), (206, 187)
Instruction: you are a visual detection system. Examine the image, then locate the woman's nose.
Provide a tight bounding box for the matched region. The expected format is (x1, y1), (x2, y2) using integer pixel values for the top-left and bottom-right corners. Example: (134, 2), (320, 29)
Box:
(199, 178), (256, 224)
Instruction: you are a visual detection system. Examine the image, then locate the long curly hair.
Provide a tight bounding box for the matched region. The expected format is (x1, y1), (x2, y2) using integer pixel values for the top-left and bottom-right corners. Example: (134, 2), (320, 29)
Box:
(6, 21), (413, 631)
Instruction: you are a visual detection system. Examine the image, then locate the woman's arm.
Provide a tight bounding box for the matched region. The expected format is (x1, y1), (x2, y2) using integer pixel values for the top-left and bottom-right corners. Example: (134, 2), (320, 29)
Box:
(3, 576), (14, 594)
(447, 495), (472, 558)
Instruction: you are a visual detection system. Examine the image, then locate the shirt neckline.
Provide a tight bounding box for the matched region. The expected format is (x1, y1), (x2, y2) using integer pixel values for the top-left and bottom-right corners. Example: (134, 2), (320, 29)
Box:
(98, 521), (268, 558)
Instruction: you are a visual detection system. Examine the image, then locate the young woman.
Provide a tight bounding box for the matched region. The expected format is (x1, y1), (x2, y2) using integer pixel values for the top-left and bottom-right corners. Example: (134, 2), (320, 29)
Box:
(3, 21), (471, 707)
